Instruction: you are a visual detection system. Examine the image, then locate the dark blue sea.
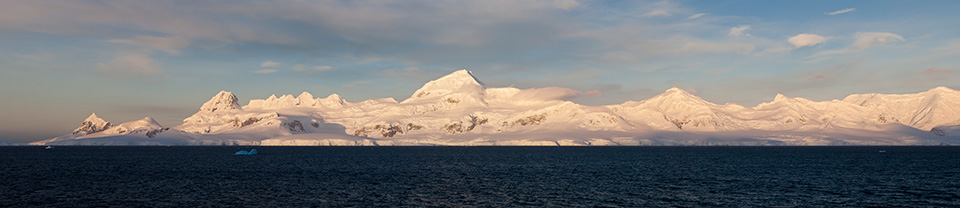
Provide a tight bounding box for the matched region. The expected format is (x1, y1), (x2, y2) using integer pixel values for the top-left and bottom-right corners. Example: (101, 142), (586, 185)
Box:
(2, 146), (960, 207)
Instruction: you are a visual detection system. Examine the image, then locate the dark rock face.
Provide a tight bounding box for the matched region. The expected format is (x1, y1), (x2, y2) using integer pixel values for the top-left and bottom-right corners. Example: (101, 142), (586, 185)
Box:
(284, 120), (305, 133)
(225, 114), (278, 128)
(443, 116), (488, 134)
(931, 127), (946, 136)
(145, 128), (170, 138)
(72, 121), (113, 136)
(512, 113), (546, 127)
(354, 123), (424, 137)
(670, 118), (723, 130)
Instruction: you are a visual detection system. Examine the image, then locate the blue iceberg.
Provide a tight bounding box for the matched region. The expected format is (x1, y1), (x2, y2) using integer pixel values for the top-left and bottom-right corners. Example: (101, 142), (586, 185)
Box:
(234, 149), (257, 155)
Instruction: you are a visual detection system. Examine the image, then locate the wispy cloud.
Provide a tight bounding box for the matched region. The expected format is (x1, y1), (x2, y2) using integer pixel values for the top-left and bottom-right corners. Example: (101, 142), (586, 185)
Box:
(382, 66), (423, 77)
(686, 13), (707, 20)
(292, 64), (333, 72)
(728, 25), (751, 37)
(924, 67), (954, 75)
(811, 32), (904, 57)
(583, 90), (602, 96)
(109, 36), (189, 55)
(95, 36), (189, 76)
(788, 34), (826, 48)
(342, 81), (371, 88)
(640, 0), (684, 17)
(642, 10), (672, 17)
(807, 74), (829, 81)
(826, 8), (855, 15)
(260, 61), (281, 68)
(253, 69), (277, 74)
(96, 51), (162, 76)
(851, 32), (905, 49)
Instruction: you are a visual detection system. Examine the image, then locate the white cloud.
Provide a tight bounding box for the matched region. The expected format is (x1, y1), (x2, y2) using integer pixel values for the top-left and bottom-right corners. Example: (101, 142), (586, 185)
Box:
(728, 25), (751, 36)
(686, 13), (707, 20)
(642, 10), (672, 17)
(811, 32), (904, 57)
(253, 69), (277, 74)
(260, 61), (281, 68)
(314, 65), (333, 71)
(554, 0), (579, 10)
(826, 8), (855, 15)
(788, 34), (827, 48)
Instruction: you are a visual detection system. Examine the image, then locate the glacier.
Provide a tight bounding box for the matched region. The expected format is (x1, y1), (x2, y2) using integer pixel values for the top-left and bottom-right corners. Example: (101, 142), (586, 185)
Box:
(30, 69), (960, 146)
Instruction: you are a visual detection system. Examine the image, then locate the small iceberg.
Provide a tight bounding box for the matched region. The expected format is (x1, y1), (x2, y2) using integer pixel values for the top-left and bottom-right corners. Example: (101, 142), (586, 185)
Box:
(234, 149), (257, 155)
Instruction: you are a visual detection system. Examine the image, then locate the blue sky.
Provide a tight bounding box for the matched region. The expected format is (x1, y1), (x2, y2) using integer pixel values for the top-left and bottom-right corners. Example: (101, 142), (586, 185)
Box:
(1, 0), (959, 143)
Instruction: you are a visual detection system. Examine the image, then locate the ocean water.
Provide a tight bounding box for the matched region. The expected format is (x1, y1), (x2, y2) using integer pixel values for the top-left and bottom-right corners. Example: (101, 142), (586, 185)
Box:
(2, 146), (959, 207)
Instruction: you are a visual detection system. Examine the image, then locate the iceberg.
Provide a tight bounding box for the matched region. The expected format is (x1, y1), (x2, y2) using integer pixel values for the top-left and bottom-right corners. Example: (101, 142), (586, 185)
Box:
(234, 149), (257, 155)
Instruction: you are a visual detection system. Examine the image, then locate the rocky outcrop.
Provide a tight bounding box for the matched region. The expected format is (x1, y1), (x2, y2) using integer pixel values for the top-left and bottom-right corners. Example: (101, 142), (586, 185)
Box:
(72, 113), (113, 136)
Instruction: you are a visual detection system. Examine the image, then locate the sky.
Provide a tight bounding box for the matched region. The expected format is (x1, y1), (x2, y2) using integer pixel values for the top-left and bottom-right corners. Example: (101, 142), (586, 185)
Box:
(1, 0), (959, 143)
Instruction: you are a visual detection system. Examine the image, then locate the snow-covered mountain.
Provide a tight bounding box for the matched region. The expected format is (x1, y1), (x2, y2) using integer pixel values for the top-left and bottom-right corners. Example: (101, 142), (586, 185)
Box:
(32, 69), (960, 146)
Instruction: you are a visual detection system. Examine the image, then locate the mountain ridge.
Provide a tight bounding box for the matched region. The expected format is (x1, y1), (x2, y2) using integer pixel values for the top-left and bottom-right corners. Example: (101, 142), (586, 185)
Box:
(31, 70), (960, 146)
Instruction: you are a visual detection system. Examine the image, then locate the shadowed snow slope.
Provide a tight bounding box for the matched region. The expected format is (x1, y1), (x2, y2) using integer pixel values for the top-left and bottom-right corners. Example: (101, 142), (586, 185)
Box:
(32, 70), (960, 146)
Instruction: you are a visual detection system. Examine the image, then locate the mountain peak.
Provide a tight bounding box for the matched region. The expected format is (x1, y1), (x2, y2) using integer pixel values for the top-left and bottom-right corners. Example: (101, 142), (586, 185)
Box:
(298, 92), (314, 98)
(444, 69), (483, 84)
(325, 93), (342, 100)
(428, 69), (485, 88)
(646, 87), (711, 106)
(927, 86), (958, 93)
(297, 92), (316, 106)
(199, 91), (242, 113)
(660, 87), (698, 98)
(72, 113), (113, 136)
(403, 69), (486, 103)
(140, 117), (160, 126)
(84, 113), (106, 123)
(664, 87), (689, 94)
(774, 94), (789, 102)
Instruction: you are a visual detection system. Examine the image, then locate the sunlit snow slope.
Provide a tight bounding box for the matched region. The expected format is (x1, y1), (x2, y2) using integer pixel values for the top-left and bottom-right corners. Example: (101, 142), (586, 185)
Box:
(33, 70), (960, 146)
